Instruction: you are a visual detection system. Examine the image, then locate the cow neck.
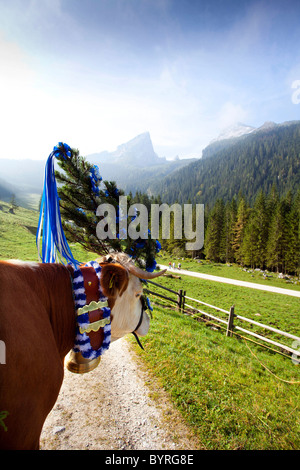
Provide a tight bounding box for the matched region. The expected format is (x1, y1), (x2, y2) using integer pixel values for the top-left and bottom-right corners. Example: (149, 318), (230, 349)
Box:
(71, 261), (112, 363)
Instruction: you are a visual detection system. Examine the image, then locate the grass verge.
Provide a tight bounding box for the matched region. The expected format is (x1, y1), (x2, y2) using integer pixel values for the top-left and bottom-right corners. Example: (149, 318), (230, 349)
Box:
(130, 302), (300, 450)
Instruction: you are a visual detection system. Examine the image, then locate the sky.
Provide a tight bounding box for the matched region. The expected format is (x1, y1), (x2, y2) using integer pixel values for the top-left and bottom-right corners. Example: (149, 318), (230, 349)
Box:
(0, 0), (300, 161)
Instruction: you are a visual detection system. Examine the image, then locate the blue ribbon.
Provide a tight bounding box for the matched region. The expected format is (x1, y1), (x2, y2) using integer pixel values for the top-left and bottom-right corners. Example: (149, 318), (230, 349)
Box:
(36, 143), (80, 267)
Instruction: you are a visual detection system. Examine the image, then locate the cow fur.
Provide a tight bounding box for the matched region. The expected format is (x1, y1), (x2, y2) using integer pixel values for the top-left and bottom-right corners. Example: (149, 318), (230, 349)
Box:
(0, 256), (149, 449)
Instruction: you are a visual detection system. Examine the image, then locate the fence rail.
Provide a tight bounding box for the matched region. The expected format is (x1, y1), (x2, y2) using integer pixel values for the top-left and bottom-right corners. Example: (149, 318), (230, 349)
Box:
(146, 280), (300, 359)
(145, 280), (185, 312)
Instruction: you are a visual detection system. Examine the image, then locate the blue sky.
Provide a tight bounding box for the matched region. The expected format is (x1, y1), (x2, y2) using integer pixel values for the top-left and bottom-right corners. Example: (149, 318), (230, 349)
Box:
(0, 0), (300, 160)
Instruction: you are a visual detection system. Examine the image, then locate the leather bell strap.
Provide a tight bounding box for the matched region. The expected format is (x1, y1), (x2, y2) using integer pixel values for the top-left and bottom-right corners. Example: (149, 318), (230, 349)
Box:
(78, 266), (109, 351)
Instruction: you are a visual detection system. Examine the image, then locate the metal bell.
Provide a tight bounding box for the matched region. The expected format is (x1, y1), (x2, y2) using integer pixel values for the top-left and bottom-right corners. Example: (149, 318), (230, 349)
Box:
(65, 350), (101, 374)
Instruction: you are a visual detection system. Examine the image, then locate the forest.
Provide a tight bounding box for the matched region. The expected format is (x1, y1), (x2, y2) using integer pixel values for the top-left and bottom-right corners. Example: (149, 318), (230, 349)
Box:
(152, 122), (300, 209)
(131, 188), (300, 276)
(50, 140), (299, 277)
(203, 188), (300, 275)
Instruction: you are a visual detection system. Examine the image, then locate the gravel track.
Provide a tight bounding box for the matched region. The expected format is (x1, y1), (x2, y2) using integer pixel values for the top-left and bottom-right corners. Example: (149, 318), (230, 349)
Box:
(40, 338), (200, 451)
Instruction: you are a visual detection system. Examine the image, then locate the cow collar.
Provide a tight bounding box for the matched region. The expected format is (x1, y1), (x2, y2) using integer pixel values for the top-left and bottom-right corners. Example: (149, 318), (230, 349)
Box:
(71, 260), (111, 365)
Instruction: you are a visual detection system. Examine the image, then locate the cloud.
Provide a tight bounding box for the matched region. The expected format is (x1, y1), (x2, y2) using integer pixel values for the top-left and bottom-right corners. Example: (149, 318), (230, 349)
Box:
(217, 102), (249, 130)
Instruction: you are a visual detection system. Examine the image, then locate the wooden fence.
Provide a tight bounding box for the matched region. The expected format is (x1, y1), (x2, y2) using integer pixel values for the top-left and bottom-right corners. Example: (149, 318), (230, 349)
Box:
(144, 280), (186, 312)
(145, 281), (300, 360)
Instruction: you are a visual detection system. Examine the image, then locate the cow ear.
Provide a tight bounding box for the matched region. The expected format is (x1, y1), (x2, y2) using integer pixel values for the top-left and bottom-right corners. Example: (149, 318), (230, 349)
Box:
(100, 263), (129, 298)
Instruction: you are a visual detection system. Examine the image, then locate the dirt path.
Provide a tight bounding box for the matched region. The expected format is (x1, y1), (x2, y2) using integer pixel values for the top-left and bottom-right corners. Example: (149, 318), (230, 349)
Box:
(160, 265), (300, 297)
(40, 338), (200, 451)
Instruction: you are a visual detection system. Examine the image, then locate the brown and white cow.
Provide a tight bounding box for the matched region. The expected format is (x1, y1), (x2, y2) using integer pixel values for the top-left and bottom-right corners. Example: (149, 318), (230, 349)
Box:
(0, 253), (165, 449)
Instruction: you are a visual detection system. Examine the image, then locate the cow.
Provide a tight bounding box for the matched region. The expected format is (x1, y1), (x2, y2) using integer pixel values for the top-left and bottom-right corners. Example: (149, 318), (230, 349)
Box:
(0, 252), (165, 450)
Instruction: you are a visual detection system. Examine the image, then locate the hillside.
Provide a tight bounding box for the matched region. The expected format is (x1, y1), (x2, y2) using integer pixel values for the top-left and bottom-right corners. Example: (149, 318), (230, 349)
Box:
(151, 121), (300, 207)
(0, 158), (45, 209)
(0, 201), (97, 262)
(0, 200), (40, 261)
(0, 178), (15, 201)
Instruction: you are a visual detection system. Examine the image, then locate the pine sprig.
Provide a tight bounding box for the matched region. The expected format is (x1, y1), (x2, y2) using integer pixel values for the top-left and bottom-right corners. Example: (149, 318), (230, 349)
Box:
(54, 144), (160, 270)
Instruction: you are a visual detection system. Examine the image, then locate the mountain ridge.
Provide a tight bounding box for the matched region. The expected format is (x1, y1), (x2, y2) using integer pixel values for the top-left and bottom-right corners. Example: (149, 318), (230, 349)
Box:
(0, 132), (196, 207)
(0, 120), (299, 209)
(151, 120), (300, 207)
(88, 132), (167, 168)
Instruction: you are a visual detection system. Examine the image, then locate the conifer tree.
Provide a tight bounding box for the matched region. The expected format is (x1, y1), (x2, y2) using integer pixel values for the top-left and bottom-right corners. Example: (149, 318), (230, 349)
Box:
(204, 199), (225, 262)
(54, 144), (160, 271)
(223, 198), (237, 263)
(242, 190), (269, 268)
(266, 199), (285, 272)
(232, 195), (249, 264)
(241, 213), (257, 268)
(280, 191), (300, 274)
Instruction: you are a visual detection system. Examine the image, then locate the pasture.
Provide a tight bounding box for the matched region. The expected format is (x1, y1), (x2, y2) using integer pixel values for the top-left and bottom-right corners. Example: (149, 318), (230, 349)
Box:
(1, 201), (299, 449)
(131, 281), (300, 449)
(0, 202), (95, 262)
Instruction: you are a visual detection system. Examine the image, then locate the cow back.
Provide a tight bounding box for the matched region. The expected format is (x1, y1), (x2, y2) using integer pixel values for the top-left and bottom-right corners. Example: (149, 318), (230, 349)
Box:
(0, 261), (75, 449)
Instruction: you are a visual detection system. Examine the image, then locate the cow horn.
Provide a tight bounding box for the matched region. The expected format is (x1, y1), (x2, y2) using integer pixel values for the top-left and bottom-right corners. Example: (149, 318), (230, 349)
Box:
(127, 264), (166, 279)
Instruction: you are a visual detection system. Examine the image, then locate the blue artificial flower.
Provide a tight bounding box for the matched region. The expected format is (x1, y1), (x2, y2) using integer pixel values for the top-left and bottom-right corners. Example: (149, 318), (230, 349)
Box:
(89, 165), (101, 195)
(155, 240), (162, 253)
(63, 143), (72, 157)
(91, 165), (101, 181)
(146, 296), (153, 311)
(53, 142), (71, 159)
(146, 258), (157, 272)
(135, 240), (146, 249)
(76, 207), (85, 215)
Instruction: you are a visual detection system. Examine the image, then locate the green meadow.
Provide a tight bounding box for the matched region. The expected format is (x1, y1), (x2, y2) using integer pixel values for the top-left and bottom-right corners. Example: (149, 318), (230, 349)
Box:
(0, 201), (96, 262)
(130, 299), (300, 450)
(1, 201), (299, 449)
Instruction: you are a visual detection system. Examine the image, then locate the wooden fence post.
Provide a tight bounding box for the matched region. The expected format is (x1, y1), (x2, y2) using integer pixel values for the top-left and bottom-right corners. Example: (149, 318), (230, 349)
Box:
(182, 290), (186, 313)
(177, 289), (183, 312)
(226, 305), (235, 337)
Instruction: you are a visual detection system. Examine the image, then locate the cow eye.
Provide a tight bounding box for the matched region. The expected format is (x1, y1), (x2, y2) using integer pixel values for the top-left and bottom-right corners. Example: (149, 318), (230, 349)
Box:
(135, 292), (142, 298)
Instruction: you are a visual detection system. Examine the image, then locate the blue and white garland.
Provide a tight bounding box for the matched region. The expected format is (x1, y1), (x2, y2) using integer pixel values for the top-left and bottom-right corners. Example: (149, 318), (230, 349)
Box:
(36, 142), (80, 267)
(72, 260), (111, 359)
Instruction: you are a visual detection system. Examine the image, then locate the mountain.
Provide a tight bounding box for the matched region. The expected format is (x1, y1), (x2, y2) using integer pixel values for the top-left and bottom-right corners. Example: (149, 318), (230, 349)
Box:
(202, 122), (256, 159)
(0, 132), (197, 207)
(151, 120), (300, 207)
(89, 132), (164, 167)
(87, 132), (197, 194)
(211, 122), (256, 142)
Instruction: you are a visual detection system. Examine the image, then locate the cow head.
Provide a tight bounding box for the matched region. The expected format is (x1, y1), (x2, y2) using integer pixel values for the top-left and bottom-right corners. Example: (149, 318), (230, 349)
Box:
(99, 253), (166, 341)
(66, 253), (166, 373)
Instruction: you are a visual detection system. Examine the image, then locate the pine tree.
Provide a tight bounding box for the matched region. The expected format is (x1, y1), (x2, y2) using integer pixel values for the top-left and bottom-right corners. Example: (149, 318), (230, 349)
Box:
(232, 196), (249, 264)
(54, 144), (160, 271)
(223, 198), (237, 263)
(204, 199), (225, 262)
(242, 190), (269, 268)
(266, 199), (285, 273)
(241, 209), (256, 268)
(281, 192), (299, 274)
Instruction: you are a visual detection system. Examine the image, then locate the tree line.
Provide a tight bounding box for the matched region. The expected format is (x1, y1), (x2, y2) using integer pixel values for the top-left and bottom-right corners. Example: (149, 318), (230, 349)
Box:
(132, 188), (300, 276)
(200, 188), (300, 275)
(52, 141), (299, 276)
